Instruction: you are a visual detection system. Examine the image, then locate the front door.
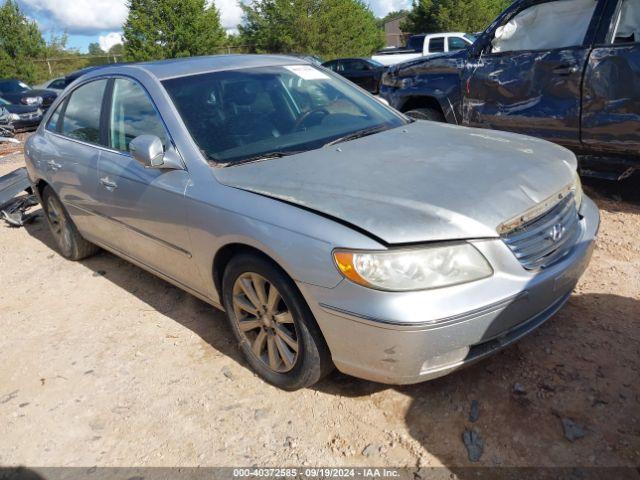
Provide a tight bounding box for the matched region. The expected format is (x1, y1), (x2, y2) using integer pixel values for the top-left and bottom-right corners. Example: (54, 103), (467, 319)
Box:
(95, 77), (197, 289)
(581, 0), (640, 154)
(462, 0), (603, 149)
(343, 60), (376, 92)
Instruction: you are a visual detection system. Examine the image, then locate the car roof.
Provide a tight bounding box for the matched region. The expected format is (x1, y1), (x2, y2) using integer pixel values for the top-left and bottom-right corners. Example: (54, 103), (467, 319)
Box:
(73, 54), (310, 83)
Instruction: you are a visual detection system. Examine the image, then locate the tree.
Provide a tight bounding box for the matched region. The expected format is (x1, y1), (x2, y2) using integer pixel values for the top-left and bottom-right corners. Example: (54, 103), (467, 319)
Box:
(239, 0), (384, 59)
(88, 42), (104, 55)
(109, 43), (125, 55)
(123, 0), (226, 61)
(0, 0), (46, 83)
(402, 0), (511, 35)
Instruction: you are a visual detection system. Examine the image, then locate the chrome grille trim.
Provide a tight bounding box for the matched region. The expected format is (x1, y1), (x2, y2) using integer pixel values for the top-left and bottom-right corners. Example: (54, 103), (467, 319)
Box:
(501, 193), (582, 270)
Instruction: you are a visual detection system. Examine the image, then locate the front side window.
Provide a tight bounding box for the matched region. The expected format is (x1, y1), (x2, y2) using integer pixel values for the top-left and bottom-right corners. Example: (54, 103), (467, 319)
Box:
(109, 78), (169, 152)
(491, 0), (597, 53)
(429, 37), (445, 53)
(448, 36), (469, 51)
(163, 65), (407, 165)
(612, 0), (640, 43)
(60, 79), (108, 144)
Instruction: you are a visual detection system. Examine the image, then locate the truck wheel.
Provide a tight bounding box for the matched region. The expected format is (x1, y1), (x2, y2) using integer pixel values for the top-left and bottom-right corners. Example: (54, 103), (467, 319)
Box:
(42, 186), (99, 260)
(222, 253), (333, 390)
(405, 108), (445, 123)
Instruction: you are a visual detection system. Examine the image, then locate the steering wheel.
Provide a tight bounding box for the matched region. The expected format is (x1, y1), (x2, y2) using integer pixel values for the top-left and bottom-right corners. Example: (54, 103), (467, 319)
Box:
(293, 107), (330, 131)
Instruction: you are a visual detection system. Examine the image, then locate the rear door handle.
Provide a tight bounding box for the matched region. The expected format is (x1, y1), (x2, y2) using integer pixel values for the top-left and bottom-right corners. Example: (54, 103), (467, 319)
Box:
(99, 177), (118, 191)
(552, 65), (579, 76)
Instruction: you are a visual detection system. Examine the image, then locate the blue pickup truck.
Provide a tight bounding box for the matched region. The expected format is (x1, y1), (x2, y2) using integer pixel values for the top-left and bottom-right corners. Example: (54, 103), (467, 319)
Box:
(380, 0), (640, 180)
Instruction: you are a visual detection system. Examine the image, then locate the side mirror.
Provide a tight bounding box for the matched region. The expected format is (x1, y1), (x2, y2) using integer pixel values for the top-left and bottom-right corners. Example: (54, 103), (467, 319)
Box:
(129, 135), (182, 170)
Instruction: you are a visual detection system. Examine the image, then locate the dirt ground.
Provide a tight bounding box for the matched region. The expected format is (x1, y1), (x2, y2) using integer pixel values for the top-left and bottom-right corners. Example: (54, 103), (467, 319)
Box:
(1, 146), (639, 470)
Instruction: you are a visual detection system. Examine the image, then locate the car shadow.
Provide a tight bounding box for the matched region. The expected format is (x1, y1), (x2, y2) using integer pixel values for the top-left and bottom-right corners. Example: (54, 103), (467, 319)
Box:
(312, 292), (640, 472)
(583, 174), (640, 211)
(22, 211), (244, 367)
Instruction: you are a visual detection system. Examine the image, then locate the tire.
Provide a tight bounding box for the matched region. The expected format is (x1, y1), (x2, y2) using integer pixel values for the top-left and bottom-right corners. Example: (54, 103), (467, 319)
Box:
(404, 107), (446, 123)
(222, 253), (333, 390)
(41, 186), (99, 260)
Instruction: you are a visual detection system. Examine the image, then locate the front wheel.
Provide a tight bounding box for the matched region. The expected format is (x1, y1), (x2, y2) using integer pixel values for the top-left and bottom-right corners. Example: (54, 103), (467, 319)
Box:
(222, 254), (333, 390)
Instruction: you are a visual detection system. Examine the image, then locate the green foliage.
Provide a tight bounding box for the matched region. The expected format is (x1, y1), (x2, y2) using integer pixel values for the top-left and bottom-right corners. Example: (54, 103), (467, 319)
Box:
(123, 0), (226, 61)
(0, 0), (46, 83)
(239, 0), (384, 59)
(88, 42), (104, 55)
(402, 0), (511, 35)
(108, 43), (125, 55)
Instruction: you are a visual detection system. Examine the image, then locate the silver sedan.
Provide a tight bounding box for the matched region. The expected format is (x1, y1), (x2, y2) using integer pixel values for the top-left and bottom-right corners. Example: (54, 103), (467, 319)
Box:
(24, 55), (599, 390)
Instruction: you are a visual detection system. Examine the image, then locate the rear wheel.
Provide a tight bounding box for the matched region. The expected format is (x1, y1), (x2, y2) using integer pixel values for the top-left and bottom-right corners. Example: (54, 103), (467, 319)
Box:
(405, 107), (446, 123)
(42, 186), (99, 260)
(222, 254), (333, 390)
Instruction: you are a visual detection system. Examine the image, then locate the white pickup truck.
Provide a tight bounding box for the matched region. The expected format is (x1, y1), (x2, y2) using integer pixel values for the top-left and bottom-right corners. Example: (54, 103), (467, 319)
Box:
(372, 32), (476, 66)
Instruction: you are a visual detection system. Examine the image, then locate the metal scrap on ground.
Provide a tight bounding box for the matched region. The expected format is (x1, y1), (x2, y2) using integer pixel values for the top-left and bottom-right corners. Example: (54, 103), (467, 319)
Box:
(0, 167), (38, 227)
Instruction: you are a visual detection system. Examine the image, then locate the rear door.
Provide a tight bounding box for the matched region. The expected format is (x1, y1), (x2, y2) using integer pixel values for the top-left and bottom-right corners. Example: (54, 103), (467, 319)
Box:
(462, 0), (605, 149)
(581, 0), (640, 154)
(38, 79), (108, 236)
(95, 77), (196, 288)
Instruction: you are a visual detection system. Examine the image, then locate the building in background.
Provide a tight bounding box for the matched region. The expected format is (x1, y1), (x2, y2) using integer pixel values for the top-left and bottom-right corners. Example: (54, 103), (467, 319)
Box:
(383, 14), (409, 47)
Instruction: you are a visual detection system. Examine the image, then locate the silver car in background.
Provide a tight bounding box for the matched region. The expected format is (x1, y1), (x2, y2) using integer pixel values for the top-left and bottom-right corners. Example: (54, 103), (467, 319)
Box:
(25, 55), (599, 390)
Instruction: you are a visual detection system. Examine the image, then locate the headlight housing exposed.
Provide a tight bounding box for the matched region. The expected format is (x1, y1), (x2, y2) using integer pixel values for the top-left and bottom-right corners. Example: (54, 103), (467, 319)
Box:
(333, 243), (493, 291)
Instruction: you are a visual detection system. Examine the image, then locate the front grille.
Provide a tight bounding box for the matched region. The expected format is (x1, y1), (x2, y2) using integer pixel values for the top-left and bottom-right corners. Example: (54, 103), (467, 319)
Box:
(501, 193), (581, 270)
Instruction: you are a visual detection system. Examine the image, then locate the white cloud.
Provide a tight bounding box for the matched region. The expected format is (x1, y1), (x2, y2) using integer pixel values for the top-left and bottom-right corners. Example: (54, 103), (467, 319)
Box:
(210, 0), (244, 31)
(99, 32), (124, 52)
(369, 0), (411, 17)
(21, 0), (128, 34)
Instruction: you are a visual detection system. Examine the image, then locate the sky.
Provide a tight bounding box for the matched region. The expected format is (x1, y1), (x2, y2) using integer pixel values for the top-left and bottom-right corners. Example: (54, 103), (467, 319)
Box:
(14, 0), (410, 53)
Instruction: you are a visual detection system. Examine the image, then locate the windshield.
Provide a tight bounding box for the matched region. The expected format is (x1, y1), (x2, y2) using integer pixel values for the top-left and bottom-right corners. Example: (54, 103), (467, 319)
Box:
(162, 65), (407, 165)
(0, 80), (31, 94)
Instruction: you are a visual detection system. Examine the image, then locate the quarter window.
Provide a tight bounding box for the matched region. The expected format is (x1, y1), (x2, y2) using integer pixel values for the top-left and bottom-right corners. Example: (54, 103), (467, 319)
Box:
(109, 78), (169, 152)
(60, 79), (108, 144)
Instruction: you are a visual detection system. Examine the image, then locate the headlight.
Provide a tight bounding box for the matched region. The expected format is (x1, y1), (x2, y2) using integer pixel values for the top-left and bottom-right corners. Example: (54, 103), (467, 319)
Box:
(23, 96), (42, 106)
(8, 113), (20, 121)
(572, 172), (583, 210)
(333, 243), (493, 291)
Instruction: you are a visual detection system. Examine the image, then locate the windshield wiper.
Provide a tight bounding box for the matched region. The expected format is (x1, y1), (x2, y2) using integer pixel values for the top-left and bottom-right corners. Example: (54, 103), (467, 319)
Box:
(323, 125), (390, 147)
(221, 150), (306, 167)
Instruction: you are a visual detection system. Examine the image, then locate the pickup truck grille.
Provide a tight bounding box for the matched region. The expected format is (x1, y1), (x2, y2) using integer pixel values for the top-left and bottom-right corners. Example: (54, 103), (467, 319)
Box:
(501, 193), (581, 270)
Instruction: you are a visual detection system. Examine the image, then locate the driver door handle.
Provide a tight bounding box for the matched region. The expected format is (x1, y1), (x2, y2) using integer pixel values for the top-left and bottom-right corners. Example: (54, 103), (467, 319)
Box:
(552, 65), (579, 76)
(100, 177), (118, 191)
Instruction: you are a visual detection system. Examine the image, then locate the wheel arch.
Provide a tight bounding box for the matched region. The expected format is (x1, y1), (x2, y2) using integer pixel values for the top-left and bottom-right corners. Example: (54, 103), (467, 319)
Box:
(400, 95), (458, 124)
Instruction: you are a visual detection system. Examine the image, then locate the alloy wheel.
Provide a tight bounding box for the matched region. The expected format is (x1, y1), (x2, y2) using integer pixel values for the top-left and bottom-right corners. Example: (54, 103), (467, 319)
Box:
(46, 196), (72, 253)
(231, 272), (299, 373)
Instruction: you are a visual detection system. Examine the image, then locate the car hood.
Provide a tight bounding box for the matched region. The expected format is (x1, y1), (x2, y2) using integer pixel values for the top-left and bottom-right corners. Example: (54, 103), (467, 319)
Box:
(214, 121), (577, 244)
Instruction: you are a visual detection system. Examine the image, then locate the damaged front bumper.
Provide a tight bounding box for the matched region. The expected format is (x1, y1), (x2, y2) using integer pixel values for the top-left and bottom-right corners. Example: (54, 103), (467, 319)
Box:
(297, 196), (599, 385)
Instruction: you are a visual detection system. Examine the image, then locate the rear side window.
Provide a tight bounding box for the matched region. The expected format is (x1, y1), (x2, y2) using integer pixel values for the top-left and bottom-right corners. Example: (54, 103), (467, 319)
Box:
(109, 78), (169, 152)
(60, 79), (108, 144)
(429, 37), (445, 53)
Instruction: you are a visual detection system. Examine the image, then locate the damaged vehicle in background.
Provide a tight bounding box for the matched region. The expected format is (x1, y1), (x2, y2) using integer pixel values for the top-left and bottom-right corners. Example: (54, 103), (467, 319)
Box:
(0, 97), (42, 132)
(0, 79), (57, 112)
(380, 0), (640, 180)
(25, 55), (599, 390)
